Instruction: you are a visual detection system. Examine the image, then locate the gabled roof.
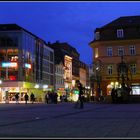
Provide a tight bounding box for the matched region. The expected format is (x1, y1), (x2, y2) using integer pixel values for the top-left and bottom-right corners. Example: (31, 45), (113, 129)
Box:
(100, 16), (140, 29)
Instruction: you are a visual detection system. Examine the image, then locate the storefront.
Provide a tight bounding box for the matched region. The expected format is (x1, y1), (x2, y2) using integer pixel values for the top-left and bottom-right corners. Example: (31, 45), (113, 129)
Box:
(131, 84), (140, 95)
(0, 81), (52, 103)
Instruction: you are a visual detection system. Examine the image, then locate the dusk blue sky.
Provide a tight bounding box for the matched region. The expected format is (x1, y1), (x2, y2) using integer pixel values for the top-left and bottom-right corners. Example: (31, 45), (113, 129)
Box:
(0, 1), (140, 64)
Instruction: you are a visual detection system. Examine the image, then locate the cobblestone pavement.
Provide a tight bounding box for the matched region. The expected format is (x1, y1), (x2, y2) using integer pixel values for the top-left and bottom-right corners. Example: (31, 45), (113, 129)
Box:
(0, 102), (140, 138)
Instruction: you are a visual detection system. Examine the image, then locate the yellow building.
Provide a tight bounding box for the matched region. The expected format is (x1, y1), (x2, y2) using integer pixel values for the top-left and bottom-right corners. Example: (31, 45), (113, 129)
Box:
(89, 16), (140, 99)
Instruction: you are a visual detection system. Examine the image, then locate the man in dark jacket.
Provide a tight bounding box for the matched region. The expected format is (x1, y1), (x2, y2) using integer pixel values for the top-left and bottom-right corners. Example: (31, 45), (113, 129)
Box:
(76, 80), (84, 109)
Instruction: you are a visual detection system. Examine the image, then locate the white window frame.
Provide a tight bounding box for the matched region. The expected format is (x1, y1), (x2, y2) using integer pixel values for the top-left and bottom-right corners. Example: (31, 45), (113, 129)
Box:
(95, 32), (100, 40)
(107, 65), (113, 75)
(107, 47), (113, 56)
(130, 64), (136, 75)
(117, 29), (124, 38)
(129, 45), (136, 55)
(118, 47), (124, 56)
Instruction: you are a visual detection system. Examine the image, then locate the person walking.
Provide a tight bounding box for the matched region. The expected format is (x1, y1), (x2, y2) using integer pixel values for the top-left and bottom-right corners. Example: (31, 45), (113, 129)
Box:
(15, 93), (19, 104)
(24, 93), (29, 104)
(60, 95), (62, 102)
(75, 80), (84, 109)
(111, 88), (116, 103)
(54, 92), (58, 104)
(45, 92), (49, 104)
(30, 93), (35, 104)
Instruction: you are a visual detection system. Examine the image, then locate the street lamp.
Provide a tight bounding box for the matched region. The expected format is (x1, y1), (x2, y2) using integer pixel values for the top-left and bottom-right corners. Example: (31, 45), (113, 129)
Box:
(117, 54), (129, 86)
(34, 84), (39, 89)
(93, 59), (103, 99)
(96, 73), (102, 97)
(117, 54), (132, 102)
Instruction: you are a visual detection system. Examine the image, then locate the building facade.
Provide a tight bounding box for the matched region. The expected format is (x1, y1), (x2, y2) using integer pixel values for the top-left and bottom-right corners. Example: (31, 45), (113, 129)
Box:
(89, 16), (140, 98)
(48, 41), (90, 101)
(0, 24), (54, 103)
(79, 60), (88, 87)
(48, 41), (78, 90)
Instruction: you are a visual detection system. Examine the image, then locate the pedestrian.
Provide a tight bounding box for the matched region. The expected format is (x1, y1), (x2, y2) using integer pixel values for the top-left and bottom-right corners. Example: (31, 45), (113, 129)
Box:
(30, 93), (35, 104)
(75, 80), (84, 109)
(60, 95), (62, 102)
(49, 91), (53, 103)
(15, 93), (19, 104)
(45, 92), (49, 104)
(24, 93), (29, 104)
(54, 92), (58, 104)
(111, 88), (116, 103)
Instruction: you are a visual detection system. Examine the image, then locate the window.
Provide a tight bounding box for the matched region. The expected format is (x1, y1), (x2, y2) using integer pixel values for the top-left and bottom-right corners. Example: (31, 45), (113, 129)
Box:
(118, 47), (124, 56)
(107, 65), (113, 75)
(95, 32), (100, 40)
(117, 29), (124, 38)
(95, 48), (98, 58)
(130, 64), (136, 75)
(107, 47), (113, 56)
(129, 45), (136, 55)
(50, 51), (54, 62)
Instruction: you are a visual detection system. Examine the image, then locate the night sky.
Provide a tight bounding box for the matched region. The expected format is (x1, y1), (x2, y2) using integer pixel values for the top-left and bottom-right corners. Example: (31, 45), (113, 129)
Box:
(0, 1), (140, 65)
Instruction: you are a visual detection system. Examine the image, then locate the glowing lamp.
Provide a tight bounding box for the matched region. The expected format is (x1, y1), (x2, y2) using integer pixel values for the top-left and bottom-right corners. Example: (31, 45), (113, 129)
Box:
(43, 85), (48, 89)
(34, 84), (39, 89)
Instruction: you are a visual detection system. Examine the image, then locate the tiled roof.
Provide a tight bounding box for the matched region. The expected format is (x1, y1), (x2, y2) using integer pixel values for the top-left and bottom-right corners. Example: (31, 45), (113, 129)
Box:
(101, 15), (140, 29)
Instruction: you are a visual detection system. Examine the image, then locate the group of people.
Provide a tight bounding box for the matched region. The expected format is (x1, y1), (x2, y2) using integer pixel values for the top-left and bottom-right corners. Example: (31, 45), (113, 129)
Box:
(59, 94), (68, 102)
(45, 91), (58, 104)
(13, 80), (85, 108)
(15, 92), (35, 104)
(111, 83), (132, 103)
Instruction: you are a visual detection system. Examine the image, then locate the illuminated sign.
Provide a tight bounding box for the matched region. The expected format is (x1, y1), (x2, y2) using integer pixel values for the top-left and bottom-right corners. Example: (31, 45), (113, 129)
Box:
(2, 62), (17, 68)
(43, 85), (48, 89)
(9, 76), (16, 80)
(74, 90), (79, 94)
(25, 63), (31, 69)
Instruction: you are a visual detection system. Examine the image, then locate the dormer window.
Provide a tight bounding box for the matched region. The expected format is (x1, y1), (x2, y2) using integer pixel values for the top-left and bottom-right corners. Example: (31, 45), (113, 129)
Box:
(95, 31), (100, 40)
(117, 29), (124, 38)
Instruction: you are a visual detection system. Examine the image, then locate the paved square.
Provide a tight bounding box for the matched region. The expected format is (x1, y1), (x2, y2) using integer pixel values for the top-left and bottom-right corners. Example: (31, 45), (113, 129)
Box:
(0, 102), (140, 138)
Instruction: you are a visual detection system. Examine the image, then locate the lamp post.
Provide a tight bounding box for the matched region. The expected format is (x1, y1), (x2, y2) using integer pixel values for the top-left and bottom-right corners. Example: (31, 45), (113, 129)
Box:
(96, 71), (102, 98)
(117, 54), (131, 102)
(93, 59), (102, 99)
(117, 54), (129, 86)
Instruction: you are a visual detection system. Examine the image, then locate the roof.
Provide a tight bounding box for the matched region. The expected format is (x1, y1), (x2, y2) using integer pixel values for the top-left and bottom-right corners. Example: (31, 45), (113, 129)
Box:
(54, 42), (79, 55)
(0, 23), (43, 41)
(48, 41), (80, 57)
(100, 15), (140, 29)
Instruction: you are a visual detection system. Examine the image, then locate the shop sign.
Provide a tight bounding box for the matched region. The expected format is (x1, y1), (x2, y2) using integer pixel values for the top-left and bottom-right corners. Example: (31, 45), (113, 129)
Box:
(2, 62), (17, 68)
